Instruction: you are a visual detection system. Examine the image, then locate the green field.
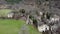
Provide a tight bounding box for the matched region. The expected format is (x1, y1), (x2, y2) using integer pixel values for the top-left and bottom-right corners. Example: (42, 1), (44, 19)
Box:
(0, 19), (41, 34)
(0, 19), (25, 34)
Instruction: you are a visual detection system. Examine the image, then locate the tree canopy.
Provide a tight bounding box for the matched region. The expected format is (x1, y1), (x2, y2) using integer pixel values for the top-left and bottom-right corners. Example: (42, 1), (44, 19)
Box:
(5, 0), (22, 4)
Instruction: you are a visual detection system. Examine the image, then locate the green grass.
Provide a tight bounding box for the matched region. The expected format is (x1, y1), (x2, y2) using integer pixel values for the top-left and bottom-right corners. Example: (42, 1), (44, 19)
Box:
(0, 19), (25, 34)
(0, 19), (41, 34)
(0, 9), (12, 16)
(28, 25), (41, 34)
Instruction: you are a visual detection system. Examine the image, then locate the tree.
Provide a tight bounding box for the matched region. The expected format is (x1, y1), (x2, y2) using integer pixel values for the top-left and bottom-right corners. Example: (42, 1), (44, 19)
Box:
(33, 18), (38, 28)
(5, 0), (22, 4)
(19, 9), (25, 14)
(46, 12), (51, 19)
